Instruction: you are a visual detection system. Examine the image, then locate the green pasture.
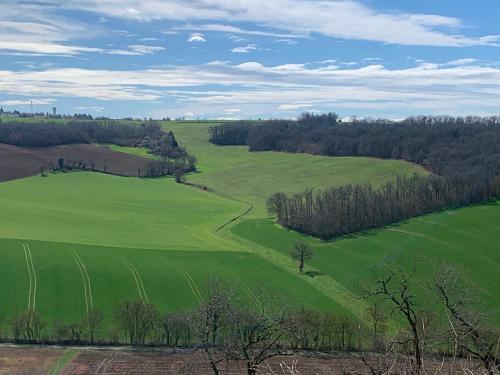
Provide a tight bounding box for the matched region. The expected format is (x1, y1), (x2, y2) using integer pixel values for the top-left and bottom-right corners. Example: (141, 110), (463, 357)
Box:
(232, 201), (500, 322)
(105, 144), (159, 160)
(0, 172), (245, 251)
(0, 120), (498, 334)
(0, 237), (342, 329)
(162, 122), (428, 216)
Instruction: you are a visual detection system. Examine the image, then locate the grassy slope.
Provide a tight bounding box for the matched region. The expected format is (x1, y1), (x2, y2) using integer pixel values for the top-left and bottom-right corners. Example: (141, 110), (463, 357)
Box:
(231, 203), (500, 320)
(0, 172), (244, 251)
(2, 120), (497, 328)
(163, 122), (427, 216)
(0, 238), (339, 327)
(105, 144), (159, 160)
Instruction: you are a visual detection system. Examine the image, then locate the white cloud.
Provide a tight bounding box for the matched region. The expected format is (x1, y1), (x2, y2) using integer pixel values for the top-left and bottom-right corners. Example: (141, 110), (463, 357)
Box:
(231, 44), (259, 53)
(0, 41), (103, 55)
(59, 0), (500, 47)
(74, 106), (104, 112)
(224, 108), (241, 113)
(187, 33), (206, 43)
(128, 44), (165, 54)
(2, 61), (500, 117)
(442, 58), (478, 66)
(0, 98), (55, 106)
(175, 24), (304, 39)
(278, 103), (314, 110)
(138, 37), (160, 41)
(229, 35), (247, 43)
(274, 39), (298, 45)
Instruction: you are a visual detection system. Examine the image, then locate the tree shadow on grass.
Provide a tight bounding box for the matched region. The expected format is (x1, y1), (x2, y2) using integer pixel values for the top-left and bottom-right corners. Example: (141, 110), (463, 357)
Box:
(305, 270), (324, 278)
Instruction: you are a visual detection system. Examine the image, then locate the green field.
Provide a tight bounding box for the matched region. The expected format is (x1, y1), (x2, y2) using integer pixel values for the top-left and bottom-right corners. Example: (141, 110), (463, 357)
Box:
(0, 172), (244, 251)
(163, 122), (427, 216)
(0, 121), (498, 334)
(231, 203), (500, 322)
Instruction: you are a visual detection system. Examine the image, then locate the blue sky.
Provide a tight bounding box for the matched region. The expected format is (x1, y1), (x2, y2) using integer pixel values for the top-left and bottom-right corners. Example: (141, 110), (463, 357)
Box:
(1, 0), (499, 119)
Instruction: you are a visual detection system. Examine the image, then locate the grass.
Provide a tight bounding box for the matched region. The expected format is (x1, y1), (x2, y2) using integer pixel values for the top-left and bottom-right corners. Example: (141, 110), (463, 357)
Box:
(0, 120), (497, 333)
(231, 202), (500, 322)
(0, 237), (343, 328)
(0, 172), (245, 251)
(104, 144), (159, 160)
(162, 122), (428, 216)
(49, 349), (79, 375)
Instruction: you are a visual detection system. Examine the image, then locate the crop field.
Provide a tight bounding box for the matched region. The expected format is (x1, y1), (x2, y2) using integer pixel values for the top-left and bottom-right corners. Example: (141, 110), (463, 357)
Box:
(0, 121), (498, 334)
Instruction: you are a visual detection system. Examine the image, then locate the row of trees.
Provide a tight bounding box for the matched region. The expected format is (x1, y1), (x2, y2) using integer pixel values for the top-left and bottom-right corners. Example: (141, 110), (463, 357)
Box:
(209, 115), (500, 182)
(0, 120), (197, 178)
(267, 174), (500, 239)
(210, 114), (500, 238)
(2, 263), (498, 374)
(0, 120), (196, 173)
(0, 120), (163, 148)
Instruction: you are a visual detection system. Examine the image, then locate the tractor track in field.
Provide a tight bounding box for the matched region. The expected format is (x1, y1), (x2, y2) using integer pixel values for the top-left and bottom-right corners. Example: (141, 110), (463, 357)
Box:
(22, 243), (37, 315)
(71, 248), (94, 315)
(122, 259), (149, 302)
(181, 270), (203, 304)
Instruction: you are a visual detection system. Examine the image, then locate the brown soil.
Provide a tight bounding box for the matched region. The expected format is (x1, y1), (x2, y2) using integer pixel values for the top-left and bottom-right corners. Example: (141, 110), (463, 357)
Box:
(0, 346), (62, 375)
(0, 143), (154, 182)
(0, 347), (483, 375)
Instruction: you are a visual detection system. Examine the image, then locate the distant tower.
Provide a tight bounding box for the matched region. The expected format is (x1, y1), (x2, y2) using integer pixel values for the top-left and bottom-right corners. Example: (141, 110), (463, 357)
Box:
(52, 107), (57, 116)
(30, 101), (33, 114)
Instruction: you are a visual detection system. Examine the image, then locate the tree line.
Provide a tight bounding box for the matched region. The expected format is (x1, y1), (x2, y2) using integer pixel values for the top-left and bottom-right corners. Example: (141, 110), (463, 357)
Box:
(209, 115), (500, 179)
(0, 262), (498, 374)
(0, 119), (164, 148)
(267, 174), (500, 239)
(0, 119), (197, 178)
(210, 114), (500, 238)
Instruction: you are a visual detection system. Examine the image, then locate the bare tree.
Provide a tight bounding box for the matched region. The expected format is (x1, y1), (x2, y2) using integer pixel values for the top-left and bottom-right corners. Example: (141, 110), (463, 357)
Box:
(433, 265), (500, 374)
(290, 241), (313, 273)
(115, 299), (158, 346)
(226, 294), (295, 375)
(190, 278), (235, 375)
(366, 262), (425, 374)
(86, 308), (102, 345)
(365, 302), (388, 352)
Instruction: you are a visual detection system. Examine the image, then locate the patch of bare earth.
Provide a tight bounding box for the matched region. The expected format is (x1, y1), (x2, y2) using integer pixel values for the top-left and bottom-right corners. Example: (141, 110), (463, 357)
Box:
(0, 143), (153, 182)
(0, 347), (484, 375)
(0, 346), (62, 375)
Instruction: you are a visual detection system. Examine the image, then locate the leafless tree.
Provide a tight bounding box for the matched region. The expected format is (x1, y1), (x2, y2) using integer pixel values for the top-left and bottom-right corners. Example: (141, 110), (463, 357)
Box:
(365, 302), (388, 352)
(190, 278), (235, 375)
(226, 293), (295, 375)
(86, 308), (103, 345)
(290, 241), (313, 273)
(115, 299), (158, 346)
(433, 265), (500, 374)
(365, 261), (425, 374)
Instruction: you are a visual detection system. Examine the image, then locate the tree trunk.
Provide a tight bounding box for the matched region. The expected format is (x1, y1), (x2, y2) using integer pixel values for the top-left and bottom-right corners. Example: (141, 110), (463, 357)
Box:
(247, 364), (257, 375)
(299, 259), (304, 273)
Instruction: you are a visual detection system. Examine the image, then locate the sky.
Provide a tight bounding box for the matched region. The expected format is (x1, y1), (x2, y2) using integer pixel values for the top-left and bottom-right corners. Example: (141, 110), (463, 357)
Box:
(0, 0), (500, 119)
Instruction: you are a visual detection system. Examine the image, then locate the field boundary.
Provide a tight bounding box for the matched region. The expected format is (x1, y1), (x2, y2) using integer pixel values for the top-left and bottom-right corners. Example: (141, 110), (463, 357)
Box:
(216, 203), (254, 233)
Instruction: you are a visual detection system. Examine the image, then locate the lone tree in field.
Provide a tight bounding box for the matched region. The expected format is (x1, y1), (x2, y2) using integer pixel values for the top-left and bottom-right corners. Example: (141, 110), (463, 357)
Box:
(290, 241), (313, 273)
